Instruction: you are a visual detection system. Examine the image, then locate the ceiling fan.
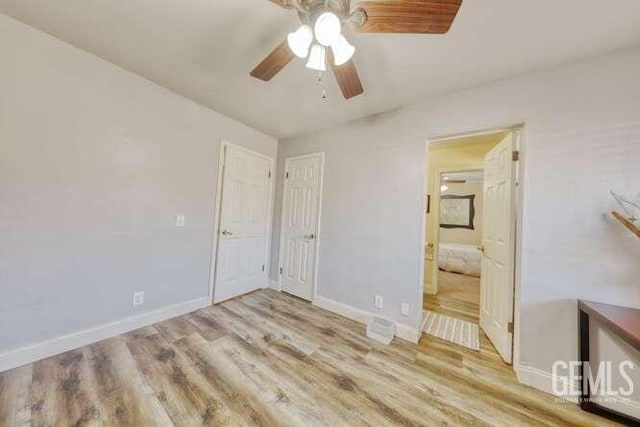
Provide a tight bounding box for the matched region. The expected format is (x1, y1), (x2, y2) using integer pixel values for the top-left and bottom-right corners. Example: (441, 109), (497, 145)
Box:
(250, 0), (463, 99)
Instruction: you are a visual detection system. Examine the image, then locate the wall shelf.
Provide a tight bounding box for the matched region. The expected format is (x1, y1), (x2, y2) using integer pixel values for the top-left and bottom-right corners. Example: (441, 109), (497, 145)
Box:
(612, 211), (640, 238)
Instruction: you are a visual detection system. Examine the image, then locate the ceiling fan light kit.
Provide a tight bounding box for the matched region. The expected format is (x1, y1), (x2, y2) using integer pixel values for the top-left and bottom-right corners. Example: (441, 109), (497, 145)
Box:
(306, 43), (327, 71)
(289, 10), (354, 72)
(331, 35), (355, 66)
(314, 12), (342, 46)
(287, 24), (313, 58)
(255, 0), (463, 99)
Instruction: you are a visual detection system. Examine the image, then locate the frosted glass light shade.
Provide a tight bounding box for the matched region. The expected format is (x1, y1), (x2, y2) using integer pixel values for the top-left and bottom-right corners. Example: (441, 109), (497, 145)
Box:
(305, 44), (326, 71)
(314, 12), (341, 46)
(331, 35), (355, 66)
(287, 25), (313, 58)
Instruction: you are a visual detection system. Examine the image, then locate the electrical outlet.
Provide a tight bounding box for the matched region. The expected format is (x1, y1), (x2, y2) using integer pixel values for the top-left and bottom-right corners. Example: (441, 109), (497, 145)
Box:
(176, 214), (185, 227)
(133, 291), (144, 306)
(401, 303), (410, 316)
(374, 295), (383, 309)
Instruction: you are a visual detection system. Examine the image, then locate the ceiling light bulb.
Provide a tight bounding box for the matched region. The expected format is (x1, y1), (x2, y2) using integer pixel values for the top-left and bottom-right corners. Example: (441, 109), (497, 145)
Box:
(314, 12), (341, 47)
(287, 24), (313, 58)
(306, 44), (326, 71)
(331, 35), (355, 66)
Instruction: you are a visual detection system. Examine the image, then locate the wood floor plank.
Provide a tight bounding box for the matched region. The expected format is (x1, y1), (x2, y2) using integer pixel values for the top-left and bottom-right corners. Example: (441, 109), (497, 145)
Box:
(224, 299), (319, 356)
(125, 332), (235, 425)
(85, 337), (173, 425)
(173, 333), (286, 426)
(424, 271), (481, 324)
(30, 349), (101, 427)
(0, 365), (32, 426)
(0, 289), (620, 426)
(185, 310), (227, 342)
(154, 315), (200, 344)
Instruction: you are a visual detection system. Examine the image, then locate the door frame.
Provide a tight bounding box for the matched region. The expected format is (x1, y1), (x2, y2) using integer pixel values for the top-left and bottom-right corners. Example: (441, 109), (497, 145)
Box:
(430, 166), (485, 295)
(208, 140), (275, 305)
(275, 151), (325, 302)
(422, 124), (525, 370)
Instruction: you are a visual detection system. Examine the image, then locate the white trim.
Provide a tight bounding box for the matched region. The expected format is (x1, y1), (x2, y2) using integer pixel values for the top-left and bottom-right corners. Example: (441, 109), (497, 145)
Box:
(517, 365), (640, 416)
(277, 152), (325, 302)
(511, 127), (525, 372)
(268, 280), (278, 290)
(313, 295), (421, 343)
(429, 123), (525, 145)
(517, 365), (568, 396)
(208, 140), (276, 304)
(0, 297), (209, 373)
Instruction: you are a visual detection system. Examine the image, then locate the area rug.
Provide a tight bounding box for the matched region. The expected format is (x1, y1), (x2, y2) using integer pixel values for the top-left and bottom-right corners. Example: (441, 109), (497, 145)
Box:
(422, 310), (480, 351)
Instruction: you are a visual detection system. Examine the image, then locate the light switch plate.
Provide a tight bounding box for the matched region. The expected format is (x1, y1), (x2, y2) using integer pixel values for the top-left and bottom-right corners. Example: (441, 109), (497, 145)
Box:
(176, 214), (185, 227)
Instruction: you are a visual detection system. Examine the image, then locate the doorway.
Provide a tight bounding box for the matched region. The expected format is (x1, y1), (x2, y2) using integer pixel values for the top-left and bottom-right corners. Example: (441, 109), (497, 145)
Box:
(422, 128), (523, 364)
(277, 152), (324, 301)
(426, 168), (484, 323)
(211, 142), (274, 304)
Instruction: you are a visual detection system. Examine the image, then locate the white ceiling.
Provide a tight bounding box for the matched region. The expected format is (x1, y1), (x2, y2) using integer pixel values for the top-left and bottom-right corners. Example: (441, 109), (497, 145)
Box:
(2, 0), (640, 139)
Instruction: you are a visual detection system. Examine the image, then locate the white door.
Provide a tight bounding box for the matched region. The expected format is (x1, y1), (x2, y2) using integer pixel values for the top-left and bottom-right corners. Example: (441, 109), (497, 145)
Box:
(279, 153), (324, 301)
(214, 144), (272, 303)
(480, 133), (516, 363)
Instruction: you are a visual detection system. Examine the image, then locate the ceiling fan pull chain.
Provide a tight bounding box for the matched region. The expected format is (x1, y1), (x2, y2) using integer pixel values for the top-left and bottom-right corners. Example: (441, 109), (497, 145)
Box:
(316, 71), (329, 99)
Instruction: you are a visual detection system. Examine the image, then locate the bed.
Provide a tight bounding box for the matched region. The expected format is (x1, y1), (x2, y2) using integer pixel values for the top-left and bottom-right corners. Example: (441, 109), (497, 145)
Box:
(438, 243), (482, 277)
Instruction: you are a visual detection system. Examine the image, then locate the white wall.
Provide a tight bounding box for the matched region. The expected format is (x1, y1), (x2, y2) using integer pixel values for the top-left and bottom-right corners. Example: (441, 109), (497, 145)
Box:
(271, 45), (640, 384)
(270, 108), (427, 331)
(0, 15), (277, 357)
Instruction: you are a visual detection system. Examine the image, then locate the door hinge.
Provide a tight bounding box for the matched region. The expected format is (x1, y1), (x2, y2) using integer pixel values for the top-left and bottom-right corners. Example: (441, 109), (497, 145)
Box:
(285, 172), (290, 179)
(512, 150), (520, 162)
(268, 171), (271, 179)
(262, 264), (265, 272)
(279, 267), (283, 274)
(507, 321), (514, 334)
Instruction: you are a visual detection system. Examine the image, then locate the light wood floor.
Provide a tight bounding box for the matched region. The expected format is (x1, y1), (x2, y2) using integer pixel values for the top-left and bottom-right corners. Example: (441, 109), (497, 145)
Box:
(424, 270), (481, 324)
(0, 289), (613, 426)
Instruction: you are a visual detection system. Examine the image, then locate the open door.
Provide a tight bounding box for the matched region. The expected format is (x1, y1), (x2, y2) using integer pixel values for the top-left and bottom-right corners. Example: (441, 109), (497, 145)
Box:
(213, 144), (272, 303)
(480, 133), (516, 363)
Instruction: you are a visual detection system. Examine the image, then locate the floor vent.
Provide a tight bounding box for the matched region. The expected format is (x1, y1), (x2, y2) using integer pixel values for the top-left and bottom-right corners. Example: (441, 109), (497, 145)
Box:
(366, 316), (395, 345)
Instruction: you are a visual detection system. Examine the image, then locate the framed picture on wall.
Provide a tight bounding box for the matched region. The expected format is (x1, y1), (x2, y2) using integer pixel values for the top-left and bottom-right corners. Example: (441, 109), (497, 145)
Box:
(440, 194), (475, 230)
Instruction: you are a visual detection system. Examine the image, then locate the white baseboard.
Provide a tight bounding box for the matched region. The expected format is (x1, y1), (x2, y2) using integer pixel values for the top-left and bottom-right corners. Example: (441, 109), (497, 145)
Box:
(517, 365), (640, 418)
(313, 295), (421, 343)
(0, 297), (209, 373)
(517, 365), (566, 395)
(268, 280), (279, 291)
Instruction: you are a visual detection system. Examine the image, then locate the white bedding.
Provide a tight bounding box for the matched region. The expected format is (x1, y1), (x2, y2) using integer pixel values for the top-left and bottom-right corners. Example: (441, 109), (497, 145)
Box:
(438, 243), (482, 277)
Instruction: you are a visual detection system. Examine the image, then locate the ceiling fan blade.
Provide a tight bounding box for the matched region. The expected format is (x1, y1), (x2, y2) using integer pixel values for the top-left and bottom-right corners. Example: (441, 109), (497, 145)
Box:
(268, 0), (293, 9)
(355, 0), (462, 34)
(329, 56), (364, 99)
(250, 40), (295, 81)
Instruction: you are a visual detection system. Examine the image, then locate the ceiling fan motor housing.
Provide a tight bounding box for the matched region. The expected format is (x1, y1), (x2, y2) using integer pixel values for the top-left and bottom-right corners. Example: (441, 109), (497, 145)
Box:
(293, 0), (356, 23)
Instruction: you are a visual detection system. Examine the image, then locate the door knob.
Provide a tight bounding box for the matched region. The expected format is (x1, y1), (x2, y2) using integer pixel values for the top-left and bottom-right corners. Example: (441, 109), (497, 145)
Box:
(221, 229), (233, 236)
(304, 233), (315, 240)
